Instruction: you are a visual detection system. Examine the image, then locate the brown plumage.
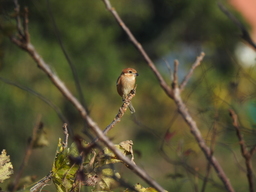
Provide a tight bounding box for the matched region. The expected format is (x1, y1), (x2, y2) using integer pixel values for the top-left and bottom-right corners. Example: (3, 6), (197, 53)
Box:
(116, 68), (139, 113)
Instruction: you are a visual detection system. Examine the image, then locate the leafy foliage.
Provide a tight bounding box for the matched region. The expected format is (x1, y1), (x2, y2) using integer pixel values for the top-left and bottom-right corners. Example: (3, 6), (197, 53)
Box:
(51, 139), (80, 192)
(28, 138), (142, 192)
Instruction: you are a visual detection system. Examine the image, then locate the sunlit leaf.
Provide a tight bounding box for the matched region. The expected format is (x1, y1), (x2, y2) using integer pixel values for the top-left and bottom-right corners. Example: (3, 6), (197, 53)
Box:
(124, 183), (158, 192)
(98, 168), (120, 190)
(0, 150), (13, 183)
(103, 140), (135, 165)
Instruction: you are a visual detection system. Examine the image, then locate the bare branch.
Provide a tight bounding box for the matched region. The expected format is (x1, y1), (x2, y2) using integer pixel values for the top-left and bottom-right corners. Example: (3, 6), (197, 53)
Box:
(180, 52), (205, 91)
(13, 0), (22, 36)
(46, 0), (89, 113)
(229, 109), (255, 192)
(62, 123), (69, 149)
(11, 115), (42, 192)
(218, 3), (256, 50)
(163, 59), (173, 82)
(172, 60), (179, 89)
(250, 145), (256, 156)
(173, 87), (234, 192)
(229, 109), (247, 157)
(0, 77), (68, 124)
(23, 7), (30, 43)
(29, 172), (53, 192)
(102, 0), (173, 99)
(104, 87), (137, 134)
(201, 116), (218, 192)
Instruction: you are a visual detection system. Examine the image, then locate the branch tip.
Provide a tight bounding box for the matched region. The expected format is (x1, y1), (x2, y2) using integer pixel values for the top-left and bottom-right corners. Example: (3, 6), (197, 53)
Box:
(172, 60), (179, 88)
(180, 52), (205, 91)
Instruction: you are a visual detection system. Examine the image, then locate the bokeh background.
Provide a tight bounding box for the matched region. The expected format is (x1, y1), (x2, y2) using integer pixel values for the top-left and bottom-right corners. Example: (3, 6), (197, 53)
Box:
(1, 0), (256, 191)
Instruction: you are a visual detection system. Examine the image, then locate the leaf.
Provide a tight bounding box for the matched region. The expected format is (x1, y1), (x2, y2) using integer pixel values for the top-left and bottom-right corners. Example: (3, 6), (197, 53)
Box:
(135, 183), (158, 192)
(0, 149), (13, 183)
(98, 168), (120, 190)
(51, 139), (80, 192)
(32, 123), (49, 148)
(103, 140), (135, 165)
(124, 183), (158, 192)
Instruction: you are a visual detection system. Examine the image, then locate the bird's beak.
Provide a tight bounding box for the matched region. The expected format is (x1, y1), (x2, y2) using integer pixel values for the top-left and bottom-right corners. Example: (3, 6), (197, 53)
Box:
(136, 73), (139, 76)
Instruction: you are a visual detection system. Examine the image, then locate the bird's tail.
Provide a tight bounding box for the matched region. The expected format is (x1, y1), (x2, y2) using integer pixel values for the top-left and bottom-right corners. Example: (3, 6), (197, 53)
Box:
(128, 102), (136, 114)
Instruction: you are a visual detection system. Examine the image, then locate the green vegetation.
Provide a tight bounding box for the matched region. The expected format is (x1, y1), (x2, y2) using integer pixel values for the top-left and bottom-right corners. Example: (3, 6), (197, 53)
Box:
(0, 0), (256, 191)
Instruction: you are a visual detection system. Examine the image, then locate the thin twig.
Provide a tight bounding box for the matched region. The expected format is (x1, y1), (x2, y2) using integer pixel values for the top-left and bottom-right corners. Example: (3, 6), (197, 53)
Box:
(218, 3), (256, 50)
(103, 87), (137, 134)
(11, 115), (42, 192)
(89, 88), (136, 152)
(62, 123), (69, 149)
(173, 87), (234, 192)
(250, 145), (256, 156)
(102, 0), (173, 99)
(10, 2), (165, 191)
(23, 7), (29, 43)
(0, 77), (67, 123)
(180, 52), (205, 92)
(29, 171), (53, 192)
(172, 60), (179, 89)
(201, 115), (218, 192)
(229, 109), (254, 192)
(13, 0), (22, 36)
(46, 0), (89, 113)
(163, 59), (173, 82)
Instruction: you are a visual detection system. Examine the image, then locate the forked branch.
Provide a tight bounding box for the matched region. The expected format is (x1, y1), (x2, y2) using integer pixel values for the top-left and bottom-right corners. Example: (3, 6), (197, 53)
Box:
(229, 109), (255, 192)
(172, 63), (234, 192)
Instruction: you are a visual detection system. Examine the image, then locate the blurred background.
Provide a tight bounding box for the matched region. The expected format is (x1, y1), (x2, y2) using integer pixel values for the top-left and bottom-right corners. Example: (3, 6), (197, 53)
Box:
(0, 0), (256, 191)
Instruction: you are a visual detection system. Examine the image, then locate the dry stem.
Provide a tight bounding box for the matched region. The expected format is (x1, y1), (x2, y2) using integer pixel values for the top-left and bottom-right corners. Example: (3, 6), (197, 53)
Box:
(11, 115), (42, 192)
(229, 109), (255, 192)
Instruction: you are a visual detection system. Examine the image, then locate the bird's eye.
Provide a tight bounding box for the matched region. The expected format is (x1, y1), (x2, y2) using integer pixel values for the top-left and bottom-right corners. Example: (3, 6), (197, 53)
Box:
(129, 71), (132, 73)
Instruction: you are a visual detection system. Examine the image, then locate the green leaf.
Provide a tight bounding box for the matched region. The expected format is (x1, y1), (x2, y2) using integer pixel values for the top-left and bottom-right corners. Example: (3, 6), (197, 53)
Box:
(0, 149), (13, 183)
(51, 139), (80, 192)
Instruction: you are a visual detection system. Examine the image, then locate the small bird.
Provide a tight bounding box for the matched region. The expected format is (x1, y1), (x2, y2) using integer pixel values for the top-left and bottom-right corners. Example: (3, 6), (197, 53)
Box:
(116, 68), (139, 113)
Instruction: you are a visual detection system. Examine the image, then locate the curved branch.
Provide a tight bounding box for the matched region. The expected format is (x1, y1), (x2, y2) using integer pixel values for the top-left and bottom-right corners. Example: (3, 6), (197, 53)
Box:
(0, 77), (67, 123)
(229, 109), (255, 192)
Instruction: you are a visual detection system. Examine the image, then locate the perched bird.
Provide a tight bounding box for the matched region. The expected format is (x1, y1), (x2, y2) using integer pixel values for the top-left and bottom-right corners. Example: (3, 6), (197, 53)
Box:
(116, 68), (139, 113)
